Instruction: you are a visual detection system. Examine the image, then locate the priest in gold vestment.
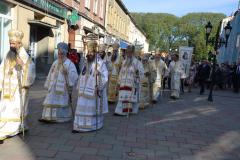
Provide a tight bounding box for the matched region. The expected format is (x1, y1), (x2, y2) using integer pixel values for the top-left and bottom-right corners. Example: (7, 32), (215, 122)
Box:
(0, 29), (35, 142)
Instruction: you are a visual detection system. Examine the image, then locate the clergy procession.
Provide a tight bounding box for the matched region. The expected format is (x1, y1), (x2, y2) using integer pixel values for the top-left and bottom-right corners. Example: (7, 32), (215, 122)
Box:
(2, 0), (240, 159)
(0, 29), (188, 144)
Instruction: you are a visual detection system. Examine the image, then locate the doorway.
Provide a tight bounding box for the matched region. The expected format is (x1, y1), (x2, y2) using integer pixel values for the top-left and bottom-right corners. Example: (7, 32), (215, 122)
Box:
(29, 25), (54, 77)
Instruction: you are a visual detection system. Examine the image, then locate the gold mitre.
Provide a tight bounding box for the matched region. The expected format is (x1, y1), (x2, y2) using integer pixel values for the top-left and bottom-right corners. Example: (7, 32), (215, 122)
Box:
(87, 40), (98, 51)
(99, 44), (106, 52)
(8, 29), (24, 42)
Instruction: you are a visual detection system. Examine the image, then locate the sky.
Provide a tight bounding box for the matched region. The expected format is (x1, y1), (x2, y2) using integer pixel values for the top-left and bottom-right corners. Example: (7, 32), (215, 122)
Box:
(121, 0), (239, 17)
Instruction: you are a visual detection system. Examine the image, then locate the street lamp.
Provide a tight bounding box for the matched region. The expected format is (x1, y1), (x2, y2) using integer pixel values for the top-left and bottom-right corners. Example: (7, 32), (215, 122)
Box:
(205, 21), (213, 45)
(224, 21), (232, 47)
(205, 20), (232, 102)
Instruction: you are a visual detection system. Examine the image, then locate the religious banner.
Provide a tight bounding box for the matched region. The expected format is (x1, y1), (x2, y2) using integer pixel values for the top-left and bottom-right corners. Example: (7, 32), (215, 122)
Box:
(179, 46), (194, 77)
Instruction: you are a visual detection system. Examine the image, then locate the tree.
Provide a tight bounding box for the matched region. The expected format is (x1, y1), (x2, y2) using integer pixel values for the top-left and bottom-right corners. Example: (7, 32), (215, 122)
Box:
(131, 12), (226, 60)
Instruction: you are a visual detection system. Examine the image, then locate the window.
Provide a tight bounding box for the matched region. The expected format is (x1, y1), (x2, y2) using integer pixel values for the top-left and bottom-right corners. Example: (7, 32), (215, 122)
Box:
(0, 1), (12, 62)
(99, 0), (104, 18)
(0, 1), (11, 16)
(93, 0), (98, 14)
(85, 0), (90, 9)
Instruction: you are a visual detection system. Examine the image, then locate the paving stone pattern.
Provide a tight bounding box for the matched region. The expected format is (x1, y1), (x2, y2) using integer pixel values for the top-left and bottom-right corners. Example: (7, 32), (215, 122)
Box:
(0, 80), (240, 160)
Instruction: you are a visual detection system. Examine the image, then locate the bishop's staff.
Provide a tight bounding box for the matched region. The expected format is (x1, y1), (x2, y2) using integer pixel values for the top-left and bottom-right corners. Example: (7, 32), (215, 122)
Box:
(92, 25), (102, 131)
(61, 61), (74, 119)
(16, 60), (25, 139)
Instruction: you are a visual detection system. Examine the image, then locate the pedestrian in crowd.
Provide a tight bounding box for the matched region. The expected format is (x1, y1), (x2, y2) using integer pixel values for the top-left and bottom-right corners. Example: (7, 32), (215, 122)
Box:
(180, 69), (186, 94)
(169, 54), (183, 99)
(67, 49), (80, 74)
(233, 59), (240, 93)
(0, 29), (36, 143)
(39, 42), (78, 123)
(215, 64), (223, 90)
(226, 63), (233, 89)
(167, 58), (172, 89)
(161, 56), (170, 90)
(114, 45), (144, 116)
(197, 59), (211, 95)
(73, 39), (108, 132)
(187, 61), (197, 92)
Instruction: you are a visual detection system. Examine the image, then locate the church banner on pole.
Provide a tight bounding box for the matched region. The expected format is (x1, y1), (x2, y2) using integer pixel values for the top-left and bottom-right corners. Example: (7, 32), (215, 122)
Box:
(179, 46), (194, 77)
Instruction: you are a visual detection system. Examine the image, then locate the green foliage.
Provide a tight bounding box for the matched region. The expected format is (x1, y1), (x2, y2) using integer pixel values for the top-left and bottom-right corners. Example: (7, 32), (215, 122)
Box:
(131, 12), (226, 60)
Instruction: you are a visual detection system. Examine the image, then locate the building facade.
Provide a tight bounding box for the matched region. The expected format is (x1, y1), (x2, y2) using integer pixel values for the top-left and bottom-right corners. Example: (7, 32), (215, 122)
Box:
(104, 0), (149, 52)
(1, 0), (73, 76)
(129, 18), (149, 53)
(69, 0), (106, 52)
(0, 0), (148, 76)
(218, 11), (240, 64)
(105, 0), (130, 48)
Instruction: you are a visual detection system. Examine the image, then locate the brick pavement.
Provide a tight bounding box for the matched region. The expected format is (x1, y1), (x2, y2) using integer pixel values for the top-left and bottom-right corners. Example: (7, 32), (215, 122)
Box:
(0, 80), (240, 160)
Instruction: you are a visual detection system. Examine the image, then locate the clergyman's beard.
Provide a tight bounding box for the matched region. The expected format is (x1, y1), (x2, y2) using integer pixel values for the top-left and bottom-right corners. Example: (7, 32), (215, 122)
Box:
(87, 54), (95, 63)
(111, 52), (117, 62)
(6, 50), (17, 62)
(124, 56), (133, 67)
(100, 52), (106, 60)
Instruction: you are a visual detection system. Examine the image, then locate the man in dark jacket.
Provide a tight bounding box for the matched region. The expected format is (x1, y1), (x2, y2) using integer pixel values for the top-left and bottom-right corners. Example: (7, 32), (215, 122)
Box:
(233, 60), (240, 93)
(197, 60), (211, 95)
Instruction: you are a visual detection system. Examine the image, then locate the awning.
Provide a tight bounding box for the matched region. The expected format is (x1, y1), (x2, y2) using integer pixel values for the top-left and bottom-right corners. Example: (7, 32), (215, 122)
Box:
(83, 26), (105, 38)
(120, 40), (129, 49)
(83, 26), (92, 34)
(28, 20), (58, 29)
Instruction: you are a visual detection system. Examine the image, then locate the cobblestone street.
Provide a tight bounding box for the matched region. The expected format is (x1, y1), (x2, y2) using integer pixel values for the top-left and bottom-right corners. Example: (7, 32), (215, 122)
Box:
(1, 80), (240, 160)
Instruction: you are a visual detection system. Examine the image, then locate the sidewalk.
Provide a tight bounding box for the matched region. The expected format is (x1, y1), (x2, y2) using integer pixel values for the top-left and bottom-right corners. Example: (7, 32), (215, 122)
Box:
(0, 80), (240, 160)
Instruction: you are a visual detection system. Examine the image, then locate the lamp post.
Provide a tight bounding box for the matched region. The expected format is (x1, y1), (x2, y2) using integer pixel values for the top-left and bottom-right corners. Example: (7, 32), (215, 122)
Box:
(205, 21), (232, 101)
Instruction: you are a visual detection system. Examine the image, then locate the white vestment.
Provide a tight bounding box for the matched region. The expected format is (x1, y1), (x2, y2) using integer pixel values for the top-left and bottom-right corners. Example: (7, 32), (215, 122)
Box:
(115, 57), (144, 115)
(41, 59), (78, 122)
(170, 61), (183, 99)
(0, 47), (35, 140)
(73, 57), (108, 132)
(152, 59), (167, 101)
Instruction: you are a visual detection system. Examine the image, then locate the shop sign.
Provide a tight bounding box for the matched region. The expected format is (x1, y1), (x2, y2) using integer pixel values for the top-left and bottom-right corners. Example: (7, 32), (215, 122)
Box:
(68, 10), (80, 26)
(22, 0), (67, 18)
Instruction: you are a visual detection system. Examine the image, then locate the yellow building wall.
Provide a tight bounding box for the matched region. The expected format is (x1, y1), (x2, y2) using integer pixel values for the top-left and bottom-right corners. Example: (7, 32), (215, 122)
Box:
(106, 0), (130, 42)
(12, 6), (34, 49)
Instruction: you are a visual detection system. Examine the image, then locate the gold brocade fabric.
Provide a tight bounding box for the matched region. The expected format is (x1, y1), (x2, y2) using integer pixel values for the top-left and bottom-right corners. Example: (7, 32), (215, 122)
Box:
(108, 75), (118, 102)
(2, 60), (18, 100)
